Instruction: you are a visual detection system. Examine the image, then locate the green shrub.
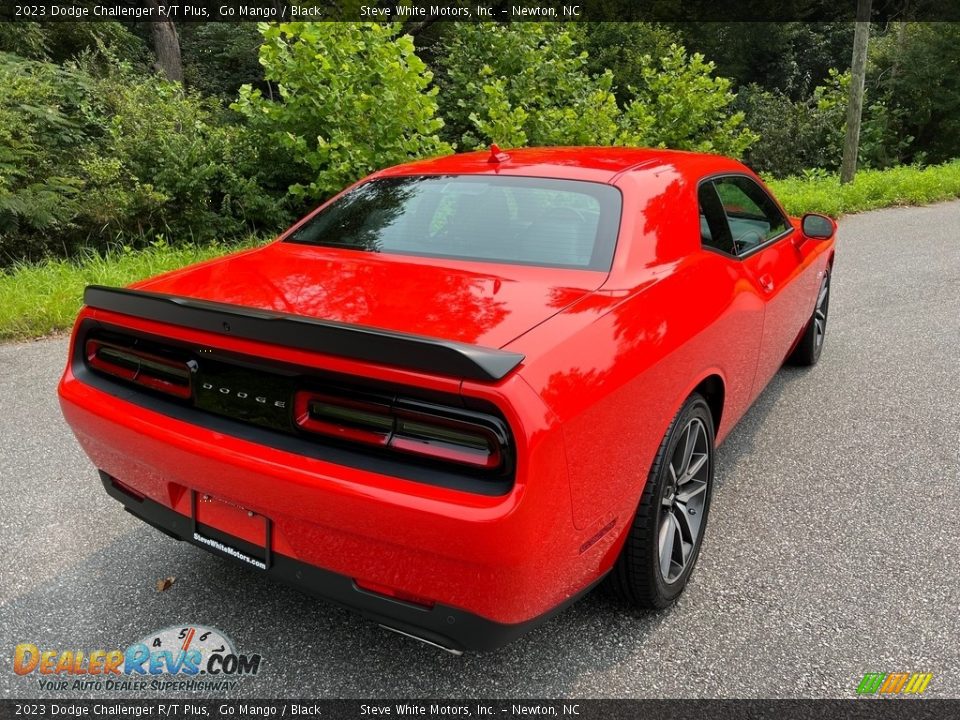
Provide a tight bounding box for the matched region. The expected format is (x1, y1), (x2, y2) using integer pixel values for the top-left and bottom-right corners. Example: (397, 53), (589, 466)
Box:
(82, 65), (286, 241)
(437, 23), (621, 148)
(867, 23), (960, 166)
(738, 70), (849, 177)
(617, 44), (757, 156)
(234, 22), (451, 203)
(578, 23), (683, 104)
(437, 26), (755, 157)
(740, 67), (928, 177)
(0, 52), (286, 264)
(0, 52), (100, 260)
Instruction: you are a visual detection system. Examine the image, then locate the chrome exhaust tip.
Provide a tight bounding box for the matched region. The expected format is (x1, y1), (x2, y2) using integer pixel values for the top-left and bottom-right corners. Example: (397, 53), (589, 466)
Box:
(379, 624), (464, 656)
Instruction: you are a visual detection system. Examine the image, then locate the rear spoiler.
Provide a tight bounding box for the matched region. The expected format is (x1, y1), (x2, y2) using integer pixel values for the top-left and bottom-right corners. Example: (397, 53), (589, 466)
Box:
(83, 286), (524, 382)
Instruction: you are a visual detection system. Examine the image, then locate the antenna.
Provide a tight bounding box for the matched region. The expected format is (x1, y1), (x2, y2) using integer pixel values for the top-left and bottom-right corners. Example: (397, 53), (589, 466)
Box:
(488, 144), (510, 163)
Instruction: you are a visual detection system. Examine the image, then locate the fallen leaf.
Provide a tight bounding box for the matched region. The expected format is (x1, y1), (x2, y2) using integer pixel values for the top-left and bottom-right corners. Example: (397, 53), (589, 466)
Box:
(156, 576), (176, 592)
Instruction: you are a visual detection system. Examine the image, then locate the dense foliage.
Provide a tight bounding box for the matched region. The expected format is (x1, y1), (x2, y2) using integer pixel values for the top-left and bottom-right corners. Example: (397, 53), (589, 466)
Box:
(0, 53), (94, 259)
(736, 70), (850, 177)
(234, 22), (451, 203)
(0, 52), (283, 262)
(865, 22), (960, 166)
(0, 19), (957, 265)
(672, 22), (854, 101)
(180, 23), (264, 99)
(436, 24), (755, 155)
(437, 23), (620, 148)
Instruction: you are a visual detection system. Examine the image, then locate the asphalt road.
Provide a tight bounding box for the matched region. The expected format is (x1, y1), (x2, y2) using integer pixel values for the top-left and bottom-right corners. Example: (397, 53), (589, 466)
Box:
(1, 202), (958, 699)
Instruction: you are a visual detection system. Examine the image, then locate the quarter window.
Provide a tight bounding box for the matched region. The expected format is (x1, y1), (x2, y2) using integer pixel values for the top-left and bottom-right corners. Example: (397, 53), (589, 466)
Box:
(698, 176), (790, 257)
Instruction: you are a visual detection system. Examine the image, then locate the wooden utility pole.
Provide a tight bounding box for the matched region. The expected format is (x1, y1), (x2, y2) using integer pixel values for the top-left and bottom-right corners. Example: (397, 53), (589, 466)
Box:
(840, 0), (872, 184)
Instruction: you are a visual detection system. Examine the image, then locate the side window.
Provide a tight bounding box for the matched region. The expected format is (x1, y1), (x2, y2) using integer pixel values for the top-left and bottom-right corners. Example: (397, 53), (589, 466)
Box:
(698, 182), (736, 255)
(712, 176), (789, 255)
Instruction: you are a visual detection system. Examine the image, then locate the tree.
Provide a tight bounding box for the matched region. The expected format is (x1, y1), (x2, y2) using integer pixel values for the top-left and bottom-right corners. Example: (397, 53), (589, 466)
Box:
(144, 0), (183, 82)
(865, 22), (960, 166)
(436, 23), (620, 148)
(618, 45), (758, 157)
(577, 22), (681, 104)
(180, 23), (264, 98)
(233, 22), (451, 202)
(840, 0), (871, 183)
(436, 25), (755, 156)
(668, 22), (854, 101)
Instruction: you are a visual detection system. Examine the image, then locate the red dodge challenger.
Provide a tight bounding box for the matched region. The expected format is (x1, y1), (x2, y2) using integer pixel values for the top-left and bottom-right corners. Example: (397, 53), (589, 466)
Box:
(58, 147), (836, 653)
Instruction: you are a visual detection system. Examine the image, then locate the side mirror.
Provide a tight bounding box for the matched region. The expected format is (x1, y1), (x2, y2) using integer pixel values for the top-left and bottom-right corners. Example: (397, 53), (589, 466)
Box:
(801, 213), (835, 240)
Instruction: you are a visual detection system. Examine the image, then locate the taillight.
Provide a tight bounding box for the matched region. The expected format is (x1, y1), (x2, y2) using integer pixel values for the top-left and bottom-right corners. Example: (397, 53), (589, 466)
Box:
(294, 392), (393, 446)
(390, 410), (502, 469)
(294, 390), (506, 472)
(86, 338), (193, 399)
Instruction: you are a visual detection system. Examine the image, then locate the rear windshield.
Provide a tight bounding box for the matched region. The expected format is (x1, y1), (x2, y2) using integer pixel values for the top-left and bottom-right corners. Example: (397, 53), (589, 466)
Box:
(286, 175), (623, 271)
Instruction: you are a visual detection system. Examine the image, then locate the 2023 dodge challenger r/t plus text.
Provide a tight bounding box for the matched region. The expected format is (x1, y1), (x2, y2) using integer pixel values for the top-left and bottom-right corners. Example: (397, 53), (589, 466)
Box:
(58, 147), (836, 653)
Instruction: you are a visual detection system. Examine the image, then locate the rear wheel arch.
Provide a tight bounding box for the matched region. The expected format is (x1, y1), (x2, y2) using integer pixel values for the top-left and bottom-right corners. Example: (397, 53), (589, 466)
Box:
(653, 373), (726, 459)
(692, 374), (725, 436)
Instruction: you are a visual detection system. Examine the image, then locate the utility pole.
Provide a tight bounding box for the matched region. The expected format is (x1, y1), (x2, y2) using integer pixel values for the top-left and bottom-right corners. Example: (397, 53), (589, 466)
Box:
(840, 0), (872, 184)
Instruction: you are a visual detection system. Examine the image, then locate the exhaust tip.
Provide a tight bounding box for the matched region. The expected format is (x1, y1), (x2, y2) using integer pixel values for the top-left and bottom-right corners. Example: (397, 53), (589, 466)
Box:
(378, 624), (463, 656)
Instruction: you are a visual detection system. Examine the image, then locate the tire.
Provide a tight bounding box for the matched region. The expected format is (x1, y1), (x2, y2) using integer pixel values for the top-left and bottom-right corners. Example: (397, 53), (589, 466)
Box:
(606, 393), (715, 609)
(788, 268), (831, 366)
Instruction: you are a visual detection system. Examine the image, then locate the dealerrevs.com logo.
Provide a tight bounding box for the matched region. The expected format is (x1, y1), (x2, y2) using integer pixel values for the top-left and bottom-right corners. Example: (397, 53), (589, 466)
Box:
(13, 625), (262, 693)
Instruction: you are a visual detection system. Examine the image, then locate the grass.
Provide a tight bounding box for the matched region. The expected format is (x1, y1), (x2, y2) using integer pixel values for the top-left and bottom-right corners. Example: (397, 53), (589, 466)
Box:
(2, 159), (960, 341)
(0, 238), (263, 341)
(768, 159), (960, 217)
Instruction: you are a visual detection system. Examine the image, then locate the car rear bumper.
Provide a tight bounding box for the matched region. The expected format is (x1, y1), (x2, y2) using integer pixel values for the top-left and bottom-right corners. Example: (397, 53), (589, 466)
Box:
(59, 358), (619, 650)
(99, 470), (596, 653)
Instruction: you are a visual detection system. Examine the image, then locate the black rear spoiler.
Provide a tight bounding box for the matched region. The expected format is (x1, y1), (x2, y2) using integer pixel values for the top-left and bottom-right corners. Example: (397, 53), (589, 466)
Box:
(83, 285), (524, 382)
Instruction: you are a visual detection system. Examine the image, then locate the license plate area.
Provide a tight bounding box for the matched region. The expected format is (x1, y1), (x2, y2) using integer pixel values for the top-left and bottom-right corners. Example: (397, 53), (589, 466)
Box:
(190, 490), (272, 570)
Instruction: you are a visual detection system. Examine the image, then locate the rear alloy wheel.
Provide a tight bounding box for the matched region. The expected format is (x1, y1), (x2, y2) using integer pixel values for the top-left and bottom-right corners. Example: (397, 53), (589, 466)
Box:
(606, 393), (715, 609)
(788, 269), (831, 366)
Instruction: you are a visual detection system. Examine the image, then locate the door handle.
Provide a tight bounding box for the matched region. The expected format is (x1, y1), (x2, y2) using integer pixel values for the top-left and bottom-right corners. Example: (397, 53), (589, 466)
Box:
(759, 274), (774, 293)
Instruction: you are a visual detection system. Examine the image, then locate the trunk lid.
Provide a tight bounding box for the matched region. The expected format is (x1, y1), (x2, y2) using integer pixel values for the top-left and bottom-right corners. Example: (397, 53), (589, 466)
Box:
(133, 242), (606, 349)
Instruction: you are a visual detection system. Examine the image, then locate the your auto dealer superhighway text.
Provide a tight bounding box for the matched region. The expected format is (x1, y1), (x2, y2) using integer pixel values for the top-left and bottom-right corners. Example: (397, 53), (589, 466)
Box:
(24, 704), (326, 717)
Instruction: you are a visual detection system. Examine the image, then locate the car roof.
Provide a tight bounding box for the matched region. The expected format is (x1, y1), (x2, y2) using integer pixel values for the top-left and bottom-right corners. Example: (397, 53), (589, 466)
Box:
(372, 146), (747, 184)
